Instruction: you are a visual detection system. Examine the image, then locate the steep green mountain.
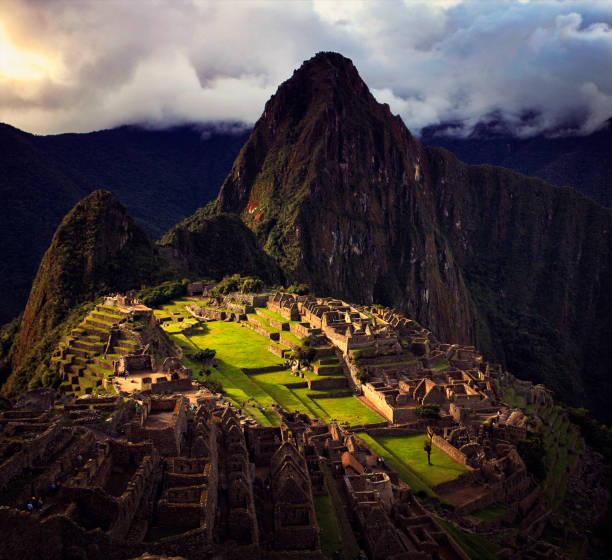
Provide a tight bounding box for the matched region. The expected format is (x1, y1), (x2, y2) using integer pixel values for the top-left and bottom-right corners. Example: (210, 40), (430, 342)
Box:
(212, 52), (478, 346)
(167, 52), (612, 422)
(160, 209), (283, 284)
(0, 123), (247, 324)
(427, 150), (612, 418)
(421, 118), (612, 207)
(2, 190), (170, 396)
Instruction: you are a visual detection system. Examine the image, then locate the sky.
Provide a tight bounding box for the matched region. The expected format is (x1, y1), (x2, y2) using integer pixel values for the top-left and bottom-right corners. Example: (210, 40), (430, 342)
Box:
(1, 0), (612, 137)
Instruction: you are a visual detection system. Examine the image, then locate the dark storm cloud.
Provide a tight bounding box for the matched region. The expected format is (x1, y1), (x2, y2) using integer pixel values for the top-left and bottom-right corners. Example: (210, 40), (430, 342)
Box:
(1, 0), (611, 136)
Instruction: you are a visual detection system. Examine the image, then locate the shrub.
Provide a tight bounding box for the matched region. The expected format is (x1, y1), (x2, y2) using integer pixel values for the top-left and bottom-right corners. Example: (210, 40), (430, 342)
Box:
(516, 435), (547, 481)
(211, 274), (264, 295)
(355, 367), (369, 383)
(192, 348), (216, 362)
(295, 344), (316, 364)
(242, 277), (264, 293)
(286, 283), (310, 295)
(415, 404), (441, 419)
(204, 378), (223, 394)
(137, 280), (186, 307)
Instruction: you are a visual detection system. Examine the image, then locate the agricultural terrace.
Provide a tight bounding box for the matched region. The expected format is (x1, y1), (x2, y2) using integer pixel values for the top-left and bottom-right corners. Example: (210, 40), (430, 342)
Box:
(158, 299), (384, 427)
(357, 433), (468, 496)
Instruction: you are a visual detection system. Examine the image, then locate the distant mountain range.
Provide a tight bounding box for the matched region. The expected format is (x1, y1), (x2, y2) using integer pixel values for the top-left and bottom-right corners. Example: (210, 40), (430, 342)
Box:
(420, 118), (612, 208)
(0, 123), (248, 323)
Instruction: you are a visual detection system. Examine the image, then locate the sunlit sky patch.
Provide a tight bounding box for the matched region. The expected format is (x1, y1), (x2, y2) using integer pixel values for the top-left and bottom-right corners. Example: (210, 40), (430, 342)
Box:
(1, 0), (611, 136)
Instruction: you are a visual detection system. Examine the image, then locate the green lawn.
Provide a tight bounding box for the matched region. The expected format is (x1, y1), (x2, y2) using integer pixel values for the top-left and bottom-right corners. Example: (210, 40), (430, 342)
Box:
(357, 433), (467, 490)
(308, 395), (383, 426)
(314, 495), (343, 559)
(320, 464), (360, 560)
(162, 316), (383, 427)
(471, 502), (509, 521)
(435, 517), (500, 560)
(357, 433), (433, 495)
(187, 321), (284, 369)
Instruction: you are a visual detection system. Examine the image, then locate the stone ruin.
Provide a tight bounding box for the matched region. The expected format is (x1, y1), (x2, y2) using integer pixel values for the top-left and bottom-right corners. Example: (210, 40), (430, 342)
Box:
(109, 355), (193, 395)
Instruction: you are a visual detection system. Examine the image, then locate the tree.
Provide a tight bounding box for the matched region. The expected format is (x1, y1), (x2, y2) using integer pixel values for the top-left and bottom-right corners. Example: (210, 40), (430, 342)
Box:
(192, 348), (216, 362)
(355, 366), (369, 383)
(424, 438), (432, 466)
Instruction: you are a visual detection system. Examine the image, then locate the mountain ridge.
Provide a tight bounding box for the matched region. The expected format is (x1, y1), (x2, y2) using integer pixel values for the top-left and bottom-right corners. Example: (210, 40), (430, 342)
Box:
(421, 117), (612, 207)
(0, 122), (248, 324)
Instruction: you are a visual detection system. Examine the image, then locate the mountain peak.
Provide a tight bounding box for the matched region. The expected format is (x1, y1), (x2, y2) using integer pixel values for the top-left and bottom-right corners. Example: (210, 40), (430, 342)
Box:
(217, 51), (413, 213)
(291, 51), (361, 82)
(273, 51), (370, 112)
(7, 189), (162, 388)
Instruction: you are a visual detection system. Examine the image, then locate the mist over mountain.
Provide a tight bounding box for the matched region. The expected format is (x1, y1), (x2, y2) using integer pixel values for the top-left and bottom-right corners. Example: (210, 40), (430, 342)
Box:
(421, 117), (612, 207)
(0, 123), (247, 324)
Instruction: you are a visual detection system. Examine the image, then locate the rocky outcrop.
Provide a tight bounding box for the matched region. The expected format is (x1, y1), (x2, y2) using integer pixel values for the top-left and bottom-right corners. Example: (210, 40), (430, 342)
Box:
(160, 211), (282, 284)
(213, 51), (478, 346)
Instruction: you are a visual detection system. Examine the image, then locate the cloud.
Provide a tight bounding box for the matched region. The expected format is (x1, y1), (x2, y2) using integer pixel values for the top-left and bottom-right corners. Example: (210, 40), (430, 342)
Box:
(1, 0), (612, 136)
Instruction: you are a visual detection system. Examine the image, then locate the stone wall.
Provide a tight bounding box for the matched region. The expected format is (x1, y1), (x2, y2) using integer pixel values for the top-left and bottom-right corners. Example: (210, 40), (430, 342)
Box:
(242, 319), (280, 341)
(149, 377), (193, 395)
(127, 398), (187, 456)
(307, 378), (348, 391)
(360, 383), (414, 423)
(156, 501), (202, 529)
(431, 434), (468, 466)
(0, 421), (64, 491)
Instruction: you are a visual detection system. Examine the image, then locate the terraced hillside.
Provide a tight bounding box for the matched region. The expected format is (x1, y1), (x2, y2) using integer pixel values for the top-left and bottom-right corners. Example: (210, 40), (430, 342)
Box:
(51, 304), (140, 396)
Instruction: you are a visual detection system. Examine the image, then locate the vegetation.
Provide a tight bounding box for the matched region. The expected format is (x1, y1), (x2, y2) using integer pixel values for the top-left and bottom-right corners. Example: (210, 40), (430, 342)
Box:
(314, 494), (343, 559)
(354, 366), (369, 383)
(0, 124), (248, 325)
(160, 213), (283, 285)
(2, 301), (95, 397)
(434, 516), (500, 560)
(191, 348), (216, 362)
(415, 404), (441, 419)
(357, 432), (467, 491)
(471, 502), (510, 521)
(211, 274), (264, 295)
(0, 315), (21, 387)
(285, 283), (310, 295)
(516, 434), (547, 482)
(567, 407), (612, 461)
(320, 463), (360, 560)
(137, 280), (186, 308)
(159, 303), (382, 426)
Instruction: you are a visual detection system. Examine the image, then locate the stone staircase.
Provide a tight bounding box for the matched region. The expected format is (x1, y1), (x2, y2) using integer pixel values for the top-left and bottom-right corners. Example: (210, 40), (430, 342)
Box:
(52, 304), (141, 396)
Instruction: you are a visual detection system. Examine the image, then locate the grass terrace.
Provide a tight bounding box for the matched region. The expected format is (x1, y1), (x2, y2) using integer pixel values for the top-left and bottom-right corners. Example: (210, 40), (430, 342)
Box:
(254, 306), (301, 325)
(357, 433), (468, 493)
(471, 502), (510, 521)
(159, 302), (385, 427)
